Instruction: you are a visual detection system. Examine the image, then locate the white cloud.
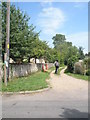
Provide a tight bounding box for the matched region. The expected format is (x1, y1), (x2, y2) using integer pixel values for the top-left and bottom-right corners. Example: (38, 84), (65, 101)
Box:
(66, 32), (88, 53)
(74, 3), (87, 9)
(40, 2), (52, 7)
(37, 7), (66, 35)
(40, 0), (54, 7)
(74, 4), (83, 8)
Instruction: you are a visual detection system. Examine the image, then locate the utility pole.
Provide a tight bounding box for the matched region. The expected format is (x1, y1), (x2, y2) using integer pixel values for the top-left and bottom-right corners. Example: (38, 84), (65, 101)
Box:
(4, 53), (7, 86)
(4, 0), (10, 85)
(6, 0), (10, 81)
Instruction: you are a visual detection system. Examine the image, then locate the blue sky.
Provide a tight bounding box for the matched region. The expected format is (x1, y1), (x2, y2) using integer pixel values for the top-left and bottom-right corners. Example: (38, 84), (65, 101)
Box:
(12, 2), (88, 53)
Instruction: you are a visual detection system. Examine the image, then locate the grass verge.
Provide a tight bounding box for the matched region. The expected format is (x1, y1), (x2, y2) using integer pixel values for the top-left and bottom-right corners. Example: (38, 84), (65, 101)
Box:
(57, 67), (65, 75)
(48, 67), (55, 74)
(2, 68), (54, 92)
(66, 72), (89, 81)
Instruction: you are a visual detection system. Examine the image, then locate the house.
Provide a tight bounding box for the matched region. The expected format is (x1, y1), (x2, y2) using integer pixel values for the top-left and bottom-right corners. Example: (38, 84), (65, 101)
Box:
(9, 58), (15, 63)
(30, 58), (45, 64)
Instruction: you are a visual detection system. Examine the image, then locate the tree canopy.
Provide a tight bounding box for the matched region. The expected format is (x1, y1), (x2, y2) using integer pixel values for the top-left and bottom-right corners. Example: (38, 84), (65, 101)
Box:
(1, 2), (85, 65)
(2, 3), (40, 63)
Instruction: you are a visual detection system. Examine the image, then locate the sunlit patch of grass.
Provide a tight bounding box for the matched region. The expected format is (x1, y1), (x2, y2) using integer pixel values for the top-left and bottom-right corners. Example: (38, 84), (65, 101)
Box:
(2, 71), (50, 92)
(66, 72), (89, 81)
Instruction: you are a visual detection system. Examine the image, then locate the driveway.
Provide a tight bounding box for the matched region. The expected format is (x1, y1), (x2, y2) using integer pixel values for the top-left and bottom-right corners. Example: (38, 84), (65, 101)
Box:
(2, 69), (88, 118)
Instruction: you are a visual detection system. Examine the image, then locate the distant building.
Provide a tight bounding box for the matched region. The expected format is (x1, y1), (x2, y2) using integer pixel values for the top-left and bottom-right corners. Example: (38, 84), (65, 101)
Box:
(9, 58), (15, 63)
(39, 58), (45, 63)
(36, 59), (39, 63)
(30, 58), (45, 64)
(79, 60), (83, 63)
(30, 58), (35, 63)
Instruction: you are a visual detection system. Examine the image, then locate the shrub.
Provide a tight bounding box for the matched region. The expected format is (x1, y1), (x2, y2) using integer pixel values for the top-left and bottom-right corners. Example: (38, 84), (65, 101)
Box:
(74, 61), (85, 75)
(84, 58), (88, 70)
(67, 56), (78, 73)
(86, 69), (90, 76)
(64, 68), (69, 73)
(64, 59), (68, 65)
(88, 58), (90, 69)
(84, 58), (90, 70)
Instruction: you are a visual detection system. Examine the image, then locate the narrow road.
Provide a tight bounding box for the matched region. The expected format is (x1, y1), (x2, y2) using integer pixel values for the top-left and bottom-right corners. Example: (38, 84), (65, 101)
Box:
(2, 69), (88, 118)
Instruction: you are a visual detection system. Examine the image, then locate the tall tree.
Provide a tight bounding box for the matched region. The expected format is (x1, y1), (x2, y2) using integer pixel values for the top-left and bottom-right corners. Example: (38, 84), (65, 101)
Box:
(2, 3), (38, 63)
(29, 38), (49, 63)
(52, 34), (66, 48)
(52, 33), (80, 65)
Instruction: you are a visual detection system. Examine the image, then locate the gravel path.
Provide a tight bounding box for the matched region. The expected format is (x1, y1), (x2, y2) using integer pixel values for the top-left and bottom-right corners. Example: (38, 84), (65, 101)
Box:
(50, 68), (88, 100)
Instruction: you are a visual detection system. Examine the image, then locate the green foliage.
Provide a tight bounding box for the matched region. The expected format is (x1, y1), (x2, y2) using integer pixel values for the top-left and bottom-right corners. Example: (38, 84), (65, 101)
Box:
(64, 68), (69, 73)
(84, 58), (88, 70)
(64, 46), (79, 65)
(88, 57), (90, 69)
(57, 67), (65, 75)
(84, 57), (90, 70)
(52, 34), (66, 48)
(2, 72), (49, 92)
(45, 48), (59, 63)
(30, 39), (49, 59)
(52, 34), (79, 66)
(86, 69), (90, 76)
(67, 56), (78, 73)
(2, 3), (39, 63)
(78, 47), (85, 60)
(66, 72), (89, 81)
(2, 3), (85, 65)
(2, 3), (58, 63)
(2, 66), (55, 92)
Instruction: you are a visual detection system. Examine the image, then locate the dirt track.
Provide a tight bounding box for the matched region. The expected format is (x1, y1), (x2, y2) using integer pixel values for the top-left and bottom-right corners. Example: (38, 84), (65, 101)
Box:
(50, 68), (88, 100)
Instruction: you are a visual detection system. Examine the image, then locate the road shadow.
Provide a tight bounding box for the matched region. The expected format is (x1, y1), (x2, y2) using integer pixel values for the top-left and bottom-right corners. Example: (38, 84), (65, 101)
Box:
(60, 108), (89, 120)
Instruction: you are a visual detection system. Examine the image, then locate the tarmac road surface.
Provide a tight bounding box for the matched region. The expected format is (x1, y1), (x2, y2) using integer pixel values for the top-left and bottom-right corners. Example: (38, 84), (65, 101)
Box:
(2, 69), (88, 118)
